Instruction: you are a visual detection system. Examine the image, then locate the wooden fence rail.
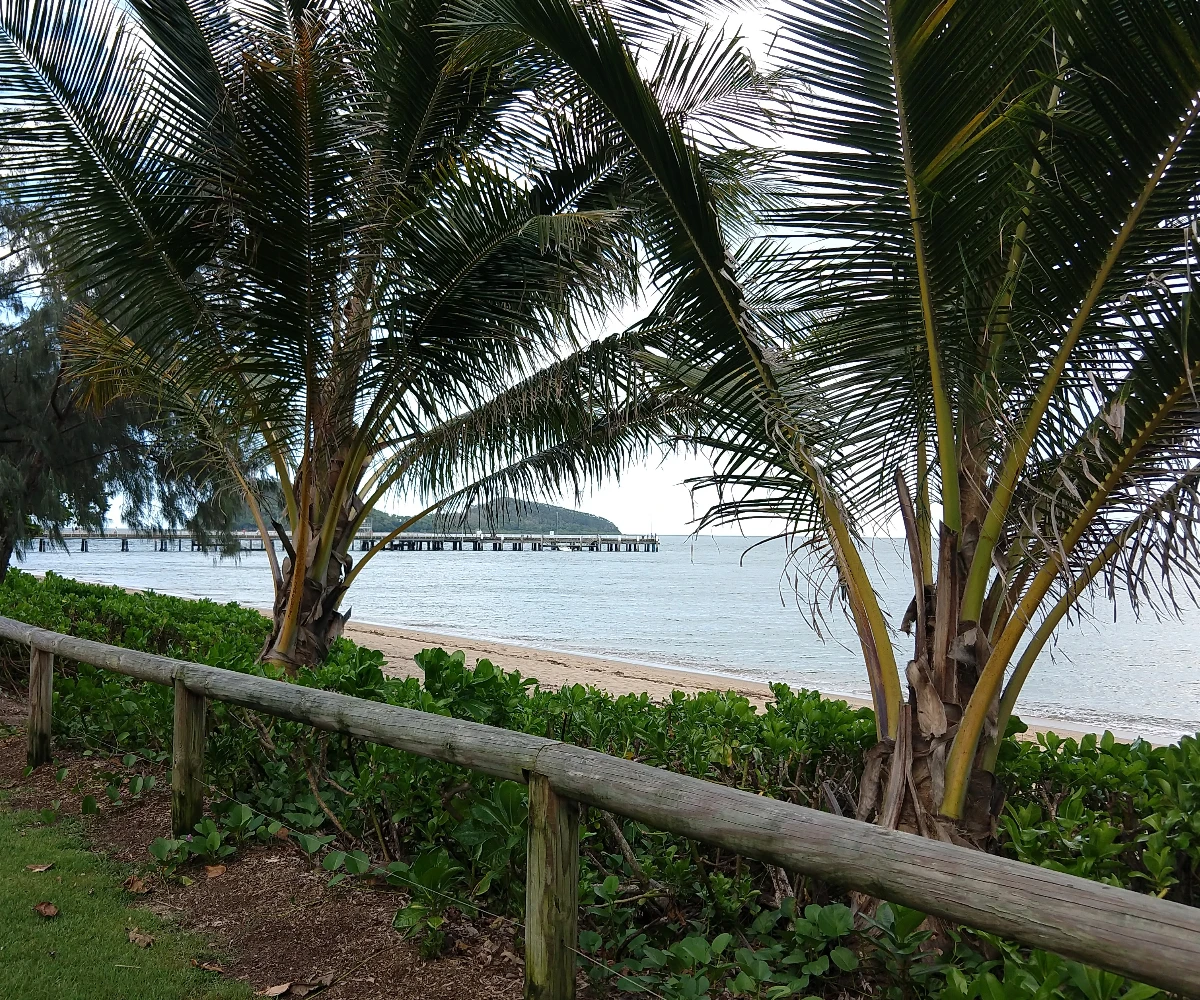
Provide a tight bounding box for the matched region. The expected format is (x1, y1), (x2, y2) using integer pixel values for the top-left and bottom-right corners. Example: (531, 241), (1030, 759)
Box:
(2, 615), (1198, 998)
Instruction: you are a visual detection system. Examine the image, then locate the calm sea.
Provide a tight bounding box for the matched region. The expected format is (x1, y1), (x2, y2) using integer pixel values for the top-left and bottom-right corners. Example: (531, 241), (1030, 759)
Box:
(18, 535), (1200, 743)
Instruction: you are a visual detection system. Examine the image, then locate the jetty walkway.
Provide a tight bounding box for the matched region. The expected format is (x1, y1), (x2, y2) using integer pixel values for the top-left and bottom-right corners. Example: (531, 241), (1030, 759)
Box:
(48, 529), (659, 554)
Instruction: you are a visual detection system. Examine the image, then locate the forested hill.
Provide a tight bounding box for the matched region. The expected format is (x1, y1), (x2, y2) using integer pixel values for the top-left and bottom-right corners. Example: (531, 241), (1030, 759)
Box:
(367, 499), (620, 534)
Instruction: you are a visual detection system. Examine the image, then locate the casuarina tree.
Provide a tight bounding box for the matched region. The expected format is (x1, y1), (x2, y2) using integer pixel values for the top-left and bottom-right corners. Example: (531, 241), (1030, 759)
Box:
(0, 202), (245, 579)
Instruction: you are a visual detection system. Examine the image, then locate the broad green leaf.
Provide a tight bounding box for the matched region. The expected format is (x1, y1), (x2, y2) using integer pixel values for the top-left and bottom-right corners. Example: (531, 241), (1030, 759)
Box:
(830, 946), (858, 972)
(815, 903), (853, 939)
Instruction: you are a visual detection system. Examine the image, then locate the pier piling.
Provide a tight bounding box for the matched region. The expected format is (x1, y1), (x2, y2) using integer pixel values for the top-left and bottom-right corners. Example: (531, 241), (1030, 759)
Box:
(53, 528), (659, 557)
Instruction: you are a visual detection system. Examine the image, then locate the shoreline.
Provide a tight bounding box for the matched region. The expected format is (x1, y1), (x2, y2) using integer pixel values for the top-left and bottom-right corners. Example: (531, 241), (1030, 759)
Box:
(27, 571), (1120, 743)
(343, 618), (817, 707)
(342, 618), (1101, 743)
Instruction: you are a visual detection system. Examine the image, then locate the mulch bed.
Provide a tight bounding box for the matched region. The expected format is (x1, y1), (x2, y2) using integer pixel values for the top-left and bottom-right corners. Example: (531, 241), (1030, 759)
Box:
(0, 691), (532, 1000)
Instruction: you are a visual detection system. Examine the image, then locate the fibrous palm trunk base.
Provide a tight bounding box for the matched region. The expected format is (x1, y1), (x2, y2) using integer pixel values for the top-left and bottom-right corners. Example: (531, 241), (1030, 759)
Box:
(855, 700), (1004, 848)
(856, 526), (1005, 850)
(261, 525), (352, 670)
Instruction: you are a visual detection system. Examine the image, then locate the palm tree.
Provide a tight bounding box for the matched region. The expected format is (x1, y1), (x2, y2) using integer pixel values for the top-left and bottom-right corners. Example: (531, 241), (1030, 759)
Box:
(459, 0), (1200, 843)
(0, 0), (772, 666)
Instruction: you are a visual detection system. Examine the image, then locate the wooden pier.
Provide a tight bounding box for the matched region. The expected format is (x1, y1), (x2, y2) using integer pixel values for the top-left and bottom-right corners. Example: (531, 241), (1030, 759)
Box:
(49, 529), (659, 554)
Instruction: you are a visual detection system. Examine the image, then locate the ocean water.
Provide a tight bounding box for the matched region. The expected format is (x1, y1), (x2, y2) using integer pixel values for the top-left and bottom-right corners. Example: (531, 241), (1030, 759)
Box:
(16, 534), (1200, 743)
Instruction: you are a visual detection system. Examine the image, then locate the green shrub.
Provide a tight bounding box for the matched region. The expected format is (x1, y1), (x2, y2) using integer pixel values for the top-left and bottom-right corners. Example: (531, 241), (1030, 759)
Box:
(996, 729), (1200, 903)
(1, 569), (1192, 999)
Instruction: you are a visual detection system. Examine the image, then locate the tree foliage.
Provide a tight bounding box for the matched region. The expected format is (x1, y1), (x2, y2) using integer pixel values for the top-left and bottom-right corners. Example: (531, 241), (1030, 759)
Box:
(0, 0), (771, 664)
(0, 202), (239, 579)
(459, 0), (1200, 838)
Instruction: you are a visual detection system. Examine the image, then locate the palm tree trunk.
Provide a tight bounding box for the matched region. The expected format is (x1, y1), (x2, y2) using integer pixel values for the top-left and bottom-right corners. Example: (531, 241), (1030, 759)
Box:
(857, 478), (1006, 848)
(262, 535), (352, 668)
(260, 461), (359, 669)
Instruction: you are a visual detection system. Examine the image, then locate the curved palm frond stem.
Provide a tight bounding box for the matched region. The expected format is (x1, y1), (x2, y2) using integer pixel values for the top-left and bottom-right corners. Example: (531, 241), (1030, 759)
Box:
(310, 438), (370, 582)
(342, 500), (445, 588)
(830, 512), (901, 739)
(808, 460), (902, 738)
(916, 430), (933, 586)
(944, 355), (1200, 817)
(638, 348), (903, 736)
(982, 463), (1200, 770)
(987, 556), (1036, 648)
(961, 95), (1200, 623)
(883, 0), (959, 533)
(982, 54), (1068, 372)
(228, 452), (284, 590)
(254, 414), (299, 531)
(271, 424), (314, 668)
(349, 451), (418, 540)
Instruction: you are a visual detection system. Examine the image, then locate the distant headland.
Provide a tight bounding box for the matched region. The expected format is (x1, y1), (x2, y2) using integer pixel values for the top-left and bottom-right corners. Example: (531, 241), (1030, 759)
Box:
(367, 498), (620, 535)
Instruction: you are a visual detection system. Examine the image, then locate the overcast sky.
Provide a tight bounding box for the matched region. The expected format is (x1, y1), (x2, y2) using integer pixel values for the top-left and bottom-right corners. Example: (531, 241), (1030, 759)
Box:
(548, 451), (718, 536)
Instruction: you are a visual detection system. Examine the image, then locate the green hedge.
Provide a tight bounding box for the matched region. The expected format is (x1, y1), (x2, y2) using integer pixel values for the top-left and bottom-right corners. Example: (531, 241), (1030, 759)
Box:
(1, 570), (1194, 1000)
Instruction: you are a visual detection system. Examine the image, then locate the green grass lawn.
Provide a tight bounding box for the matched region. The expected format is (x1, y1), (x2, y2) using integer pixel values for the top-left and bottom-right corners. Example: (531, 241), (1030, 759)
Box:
(0, 809), (249, 1000)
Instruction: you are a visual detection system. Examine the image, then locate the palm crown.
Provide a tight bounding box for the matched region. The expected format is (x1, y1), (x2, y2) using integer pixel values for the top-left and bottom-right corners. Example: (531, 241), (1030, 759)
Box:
(0, 0), (776, 665)
(566, 0), (1200, 834)
(454, 0), (1200, 836)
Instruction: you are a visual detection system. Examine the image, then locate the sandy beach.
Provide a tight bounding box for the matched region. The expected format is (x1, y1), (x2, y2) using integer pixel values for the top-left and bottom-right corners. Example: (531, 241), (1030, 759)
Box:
(342, 619), (828, 707)
(46, 573), (837, 708)
(27, 573), (1102, 741)
(342, 619), (1102, 742)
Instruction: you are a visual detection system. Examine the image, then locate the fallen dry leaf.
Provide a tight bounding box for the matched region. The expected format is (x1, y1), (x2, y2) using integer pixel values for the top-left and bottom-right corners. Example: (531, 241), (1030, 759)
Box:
(127, 928), (155, 949)
(122, 875), (150, 895)
(256, 985), (291, 997)
(191, 958), (226, 973)
(204, 864), (226, 879)
(33, 902), (58, 918)
(25, 863), (54, 872)
(289, 973), (335, 996)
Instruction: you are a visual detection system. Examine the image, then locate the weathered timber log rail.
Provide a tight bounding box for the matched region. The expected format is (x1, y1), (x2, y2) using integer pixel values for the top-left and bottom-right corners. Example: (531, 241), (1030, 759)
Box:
(3, 614), (1198, 998)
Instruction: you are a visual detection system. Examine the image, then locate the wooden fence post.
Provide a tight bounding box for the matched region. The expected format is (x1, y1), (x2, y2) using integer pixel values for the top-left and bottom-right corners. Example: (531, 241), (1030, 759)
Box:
(26, 646), (53, 768)
(525, 773), (579, 1000)
(171, 678), (206, 837)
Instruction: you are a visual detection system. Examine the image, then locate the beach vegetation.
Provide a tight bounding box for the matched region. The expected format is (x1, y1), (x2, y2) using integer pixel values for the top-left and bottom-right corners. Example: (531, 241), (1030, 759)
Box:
(0, 0), (758, 666)
(467, 0), (1200, 841)
(2, 572), (1195, 997)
